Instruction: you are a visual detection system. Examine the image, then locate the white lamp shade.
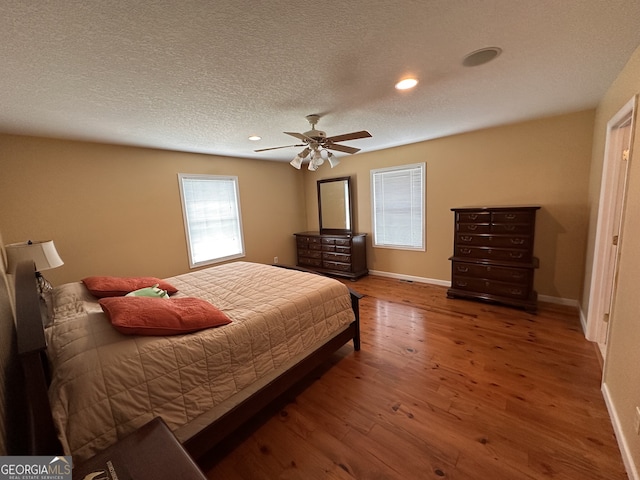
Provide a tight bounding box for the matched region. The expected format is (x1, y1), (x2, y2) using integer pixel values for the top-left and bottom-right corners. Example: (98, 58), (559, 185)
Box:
(5, 240), (64, 273)
(328, 154), (340, 168)
(290, 155), (303, 169)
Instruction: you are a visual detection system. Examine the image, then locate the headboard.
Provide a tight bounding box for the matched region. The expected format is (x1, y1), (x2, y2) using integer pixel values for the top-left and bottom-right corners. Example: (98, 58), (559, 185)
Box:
(0, 233), (28, 455)
(12, 260), (60, 455)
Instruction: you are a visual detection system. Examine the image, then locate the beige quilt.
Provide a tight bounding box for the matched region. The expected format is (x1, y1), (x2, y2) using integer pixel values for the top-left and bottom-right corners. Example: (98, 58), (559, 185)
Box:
(45, 262), (354, 461)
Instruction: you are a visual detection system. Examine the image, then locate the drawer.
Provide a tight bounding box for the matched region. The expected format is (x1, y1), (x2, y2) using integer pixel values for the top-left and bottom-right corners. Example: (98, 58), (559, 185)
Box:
(298, 236), (321, 244)
(456, 211), (491, 223)
(454, 246), (532, 262)
(323, 261), (351, 272)
(490, 223), (534, 234)
(321, 237), (351, 246)
(322, 244), (352, 253)
(457, 223), (491, 234)
(451, 276), (530, 299)
(299, 257), (322, 267)
(492, 211), (535, 224)
(298, 249), (321, 259)
(323, 252), (351, 263)
(456, 234), (532, 249)
(452, 262), (532, 285)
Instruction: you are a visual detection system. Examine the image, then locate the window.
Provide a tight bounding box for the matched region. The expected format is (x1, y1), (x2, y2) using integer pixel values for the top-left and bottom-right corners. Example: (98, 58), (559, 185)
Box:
(178, 174), (245, 267)
(371, 163), (425, 250)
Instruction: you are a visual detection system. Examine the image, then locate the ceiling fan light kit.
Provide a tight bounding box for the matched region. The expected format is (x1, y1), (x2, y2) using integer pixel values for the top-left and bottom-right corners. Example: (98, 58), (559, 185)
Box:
(257, 114), (371, 170)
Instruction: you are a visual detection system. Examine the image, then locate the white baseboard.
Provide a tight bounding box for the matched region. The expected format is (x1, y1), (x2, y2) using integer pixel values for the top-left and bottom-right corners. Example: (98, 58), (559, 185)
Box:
(537, 294), (579, 308)
(602, 382), (639, 480)
(368, 271), (580, 308)
(578, 304), (588, 334)
(367, 269), (450, 287)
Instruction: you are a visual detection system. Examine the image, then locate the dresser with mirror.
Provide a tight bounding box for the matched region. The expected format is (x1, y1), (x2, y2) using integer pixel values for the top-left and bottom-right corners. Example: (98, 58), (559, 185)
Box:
(295, 176), (368, 280)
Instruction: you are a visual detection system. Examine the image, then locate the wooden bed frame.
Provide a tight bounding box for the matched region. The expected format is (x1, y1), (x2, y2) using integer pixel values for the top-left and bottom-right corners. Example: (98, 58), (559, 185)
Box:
(15, 261), (362, 460)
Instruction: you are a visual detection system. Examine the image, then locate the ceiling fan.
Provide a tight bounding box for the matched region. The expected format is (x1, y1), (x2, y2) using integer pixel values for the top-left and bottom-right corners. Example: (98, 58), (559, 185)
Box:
(255, 114), (372, 170)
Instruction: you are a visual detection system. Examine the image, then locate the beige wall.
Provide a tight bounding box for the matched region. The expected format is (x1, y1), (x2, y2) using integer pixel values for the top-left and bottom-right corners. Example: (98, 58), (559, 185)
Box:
(0, 135), (307, 285)
(303, 110), (595, 300)
(0, 110), (597, 303)
(585, 44), (640, 474)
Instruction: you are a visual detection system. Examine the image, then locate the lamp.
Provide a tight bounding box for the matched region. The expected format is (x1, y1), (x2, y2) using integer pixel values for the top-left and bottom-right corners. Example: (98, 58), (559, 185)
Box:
(290, 147), (310, 169)
(327, 152), (340, 168)
(5, 240), (64, 293)
(291, 146), (342, 171)
(307, 149), (324, 171)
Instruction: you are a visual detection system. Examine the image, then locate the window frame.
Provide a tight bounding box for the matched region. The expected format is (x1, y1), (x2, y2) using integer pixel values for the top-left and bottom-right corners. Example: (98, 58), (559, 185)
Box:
(178, 173), (245, 268)
(370, 162), (426, 251)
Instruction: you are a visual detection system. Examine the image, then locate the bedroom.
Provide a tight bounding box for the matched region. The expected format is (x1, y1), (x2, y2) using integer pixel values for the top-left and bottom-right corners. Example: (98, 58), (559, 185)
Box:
(1, 1), (640, 478)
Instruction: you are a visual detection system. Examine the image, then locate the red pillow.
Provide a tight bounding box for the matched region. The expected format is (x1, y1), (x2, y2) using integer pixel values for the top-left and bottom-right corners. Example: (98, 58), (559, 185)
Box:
(99, 296), (231, 336)
(83, 276), (178, 298)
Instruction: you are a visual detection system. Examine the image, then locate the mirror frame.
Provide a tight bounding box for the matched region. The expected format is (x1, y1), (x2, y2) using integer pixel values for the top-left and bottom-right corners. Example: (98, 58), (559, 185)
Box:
(318, 176), (353, 234)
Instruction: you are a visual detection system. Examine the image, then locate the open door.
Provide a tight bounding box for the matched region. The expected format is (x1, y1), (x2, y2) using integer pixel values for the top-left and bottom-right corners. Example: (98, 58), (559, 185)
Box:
(586, 96), (636, 355)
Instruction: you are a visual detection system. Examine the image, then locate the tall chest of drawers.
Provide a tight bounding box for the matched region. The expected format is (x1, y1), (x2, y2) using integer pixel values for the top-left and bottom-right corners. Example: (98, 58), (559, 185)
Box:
(447, 206), (540, 312)
(294, 231), (368, 280)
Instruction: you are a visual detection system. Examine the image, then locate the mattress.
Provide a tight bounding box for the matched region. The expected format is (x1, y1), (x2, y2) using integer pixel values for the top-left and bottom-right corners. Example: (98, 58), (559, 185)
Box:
(45, 262), (354, 461)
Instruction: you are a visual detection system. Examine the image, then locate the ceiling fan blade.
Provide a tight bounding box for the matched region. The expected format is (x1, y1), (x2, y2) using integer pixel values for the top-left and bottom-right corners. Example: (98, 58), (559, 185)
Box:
(254, 143), (305, 152)
(325, 143), (361, 154)
(284, 131), (313, 142)
(325, 130), (372, 143)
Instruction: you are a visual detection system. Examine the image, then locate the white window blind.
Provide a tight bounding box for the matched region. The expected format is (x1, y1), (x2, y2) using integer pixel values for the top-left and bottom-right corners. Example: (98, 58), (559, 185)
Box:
(371, 163), (425, 250)
(178, 174), (245, 267)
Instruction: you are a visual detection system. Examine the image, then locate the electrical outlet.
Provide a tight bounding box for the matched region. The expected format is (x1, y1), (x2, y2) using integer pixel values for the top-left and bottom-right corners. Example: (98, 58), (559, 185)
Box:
(635, 406), (640, 435)
(273, 256), (279, 264)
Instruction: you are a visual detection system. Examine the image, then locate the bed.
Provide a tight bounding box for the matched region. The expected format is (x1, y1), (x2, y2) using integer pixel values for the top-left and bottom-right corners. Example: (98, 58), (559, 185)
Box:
(9, 260), (361, 462)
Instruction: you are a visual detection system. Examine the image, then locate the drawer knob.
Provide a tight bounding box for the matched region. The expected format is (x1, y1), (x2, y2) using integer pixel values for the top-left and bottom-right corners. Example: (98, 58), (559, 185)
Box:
(461, 235), (473, 242)
(510, 288), (523, 295)
(510, 238), (525, 245)
(456, 266), (469, 272)
(469, 214), (478, 220)
(510, 252), (523, 259)
(505, 214), (516, 220)
(461, 248), (472, 254)
(456, 280), (468, 287)
(467, 225), (478, 231)
(505, 225), (515, 231)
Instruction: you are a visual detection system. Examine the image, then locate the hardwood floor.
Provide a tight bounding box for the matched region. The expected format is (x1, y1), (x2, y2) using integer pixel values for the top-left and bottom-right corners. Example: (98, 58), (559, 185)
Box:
(200, 275), (627, 479)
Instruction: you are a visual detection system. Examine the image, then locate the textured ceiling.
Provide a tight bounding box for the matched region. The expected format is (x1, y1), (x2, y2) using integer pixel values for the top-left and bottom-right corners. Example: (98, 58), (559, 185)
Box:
(1, 1), (640, 162)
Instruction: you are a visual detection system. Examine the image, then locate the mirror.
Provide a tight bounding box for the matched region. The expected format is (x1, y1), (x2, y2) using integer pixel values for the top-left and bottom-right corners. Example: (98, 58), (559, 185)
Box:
(318, 176), (353, 234)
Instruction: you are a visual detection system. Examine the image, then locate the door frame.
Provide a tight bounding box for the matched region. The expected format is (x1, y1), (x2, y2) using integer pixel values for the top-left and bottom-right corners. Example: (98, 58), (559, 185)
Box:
(586, 95), (637, 350)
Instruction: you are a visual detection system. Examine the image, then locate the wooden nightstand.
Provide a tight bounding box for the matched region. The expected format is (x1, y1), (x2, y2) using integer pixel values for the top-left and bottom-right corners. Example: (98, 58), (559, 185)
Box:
(72, 417), (207, 480)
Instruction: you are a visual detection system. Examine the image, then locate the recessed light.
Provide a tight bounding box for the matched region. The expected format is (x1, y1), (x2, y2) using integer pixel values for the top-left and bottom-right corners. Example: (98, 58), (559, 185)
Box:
(463, 47), (502, 67)
(395, 78), (418, 90)
(248, 135), (261, 141)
